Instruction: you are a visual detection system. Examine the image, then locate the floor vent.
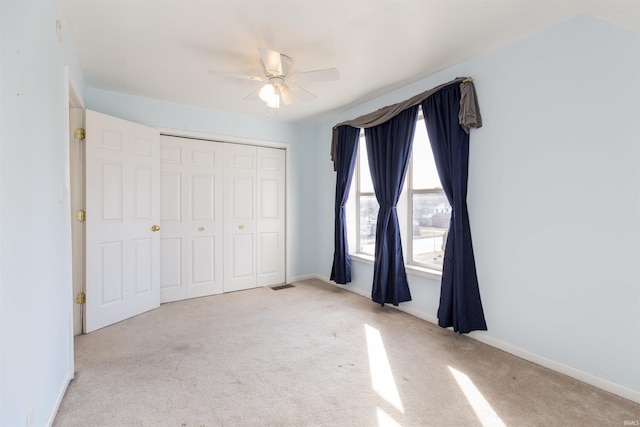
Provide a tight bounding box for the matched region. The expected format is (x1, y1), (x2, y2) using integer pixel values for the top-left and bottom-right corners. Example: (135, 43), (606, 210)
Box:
(271, 284), (295, 291)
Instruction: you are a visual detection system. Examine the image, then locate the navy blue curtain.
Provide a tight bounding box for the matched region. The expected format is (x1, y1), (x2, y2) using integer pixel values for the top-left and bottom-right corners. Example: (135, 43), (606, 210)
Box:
(330, 126), (360, 284)
(421, 83), (487, 333)
(364, 106), (419, 306)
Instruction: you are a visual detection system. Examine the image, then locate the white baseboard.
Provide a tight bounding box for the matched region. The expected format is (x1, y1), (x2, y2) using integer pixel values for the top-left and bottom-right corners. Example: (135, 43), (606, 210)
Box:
(289, 273), (321, 283)
(468, 332), (640, 404)
(303, 274), (640, 404)
(47, 371), (73, 427)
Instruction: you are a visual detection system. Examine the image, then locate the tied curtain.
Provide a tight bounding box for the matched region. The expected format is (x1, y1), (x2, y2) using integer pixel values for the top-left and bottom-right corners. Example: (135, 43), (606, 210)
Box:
(421, 83), (487, 333)
(364, 106), (419, 306)
(330, 126), (360, 284)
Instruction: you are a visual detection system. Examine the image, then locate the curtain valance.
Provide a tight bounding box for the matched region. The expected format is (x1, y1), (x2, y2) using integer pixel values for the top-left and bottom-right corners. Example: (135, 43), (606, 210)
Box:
(330, 77), (482, 170)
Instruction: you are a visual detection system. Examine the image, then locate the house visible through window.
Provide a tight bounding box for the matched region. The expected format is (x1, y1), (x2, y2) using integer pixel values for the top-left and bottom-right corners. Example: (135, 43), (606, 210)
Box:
(408, 118), (450, 270)
(353, 111), (450, 272)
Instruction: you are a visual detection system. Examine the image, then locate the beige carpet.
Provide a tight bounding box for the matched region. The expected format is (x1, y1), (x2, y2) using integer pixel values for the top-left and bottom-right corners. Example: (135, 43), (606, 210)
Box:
(54, 278), (639, 426)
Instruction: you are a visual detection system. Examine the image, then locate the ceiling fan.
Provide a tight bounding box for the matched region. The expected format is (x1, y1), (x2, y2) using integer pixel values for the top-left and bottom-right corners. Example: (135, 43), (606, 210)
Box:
(209, 48), (339, 109)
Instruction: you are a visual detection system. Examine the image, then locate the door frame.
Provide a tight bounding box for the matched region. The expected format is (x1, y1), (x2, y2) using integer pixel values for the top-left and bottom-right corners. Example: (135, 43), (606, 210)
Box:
(69, 88), (85, 336)
(66, 67), (85, 375)
(158, 128), (291, 285)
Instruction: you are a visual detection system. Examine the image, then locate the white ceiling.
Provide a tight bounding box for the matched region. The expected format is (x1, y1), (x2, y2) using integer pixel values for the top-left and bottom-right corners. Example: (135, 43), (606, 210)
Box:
(58, 1), (639, 124)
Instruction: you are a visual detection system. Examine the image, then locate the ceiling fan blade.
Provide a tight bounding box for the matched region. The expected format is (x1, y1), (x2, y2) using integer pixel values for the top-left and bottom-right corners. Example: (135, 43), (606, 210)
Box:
(243, 86), (261, 101)
(285, 84), (317, 103)
(208, 70), (265, 82)
(289, 68), (339, 84)
(258, 48), (283, 76)
(280, 86), (295, 105)
(280, 54), (293, 76)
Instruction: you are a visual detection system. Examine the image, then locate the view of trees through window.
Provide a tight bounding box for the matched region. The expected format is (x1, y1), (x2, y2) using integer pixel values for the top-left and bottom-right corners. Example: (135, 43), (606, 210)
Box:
(356, 113), (451, 271)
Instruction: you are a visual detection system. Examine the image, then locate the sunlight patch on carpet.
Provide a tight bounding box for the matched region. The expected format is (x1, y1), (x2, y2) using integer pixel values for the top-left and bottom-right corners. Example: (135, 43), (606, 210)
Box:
(376, 407), (403, 427)
(448, 366), (506, 427)
(365, 324), (404, 413)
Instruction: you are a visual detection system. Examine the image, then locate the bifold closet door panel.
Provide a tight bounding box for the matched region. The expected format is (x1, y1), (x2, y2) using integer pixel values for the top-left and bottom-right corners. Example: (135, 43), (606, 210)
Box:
(223, 144), (257, 292)
(256, 147), (286, 287)
(160, 136), (223, 303)
(161, 138), (285, 298)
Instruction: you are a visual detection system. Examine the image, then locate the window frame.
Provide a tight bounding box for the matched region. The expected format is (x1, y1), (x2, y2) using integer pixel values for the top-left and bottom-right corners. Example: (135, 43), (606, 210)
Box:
(350, 113), (447, 277)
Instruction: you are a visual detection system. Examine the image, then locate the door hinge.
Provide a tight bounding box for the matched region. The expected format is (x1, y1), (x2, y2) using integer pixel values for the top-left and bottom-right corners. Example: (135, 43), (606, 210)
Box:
(75, 128), (86, 140)
(75, 292), (86, 305)
(75, 210), (86, 222)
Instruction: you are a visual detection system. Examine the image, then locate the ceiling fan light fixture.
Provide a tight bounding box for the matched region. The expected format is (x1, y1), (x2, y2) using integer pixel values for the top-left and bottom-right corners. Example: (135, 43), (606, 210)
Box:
(266, 94), (280, 109)
(258, 83), (275, 102)
(259, 81), (281, 109)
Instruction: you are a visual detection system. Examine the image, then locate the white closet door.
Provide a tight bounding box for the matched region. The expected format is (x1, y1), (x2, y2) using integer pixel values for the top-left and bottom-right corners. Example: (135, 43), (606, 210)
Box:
(159, 135), (223, 303)
(223, 144), (257, 292)
(257, 147), (286, 286)
(85, 110), (160, 333)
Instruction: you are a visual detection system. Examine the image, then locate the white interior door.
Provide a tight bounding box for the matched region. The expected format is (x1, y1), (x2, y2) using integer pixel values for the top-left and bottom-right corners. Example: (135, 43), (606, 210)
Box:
(85, 110), (160, 333)
(159, 135), (224, 303)
(257, 147), (286, 286)
(223, 144), (257, 292)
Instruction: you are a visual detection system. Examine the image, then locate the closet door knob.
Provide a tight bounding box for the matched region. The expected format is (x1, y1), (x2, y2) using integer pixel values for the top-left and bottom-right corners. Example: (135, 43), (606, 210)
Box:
(151, 225), (160, 232)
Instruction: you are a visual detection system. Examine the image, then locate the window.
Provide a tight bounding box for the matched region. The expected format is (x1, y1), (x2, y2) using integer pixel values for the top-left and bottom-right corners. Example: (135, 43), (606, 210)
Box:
(356, 131), (378, 255)
(353, 112), (450, 272)
(408, 119), (450, 271)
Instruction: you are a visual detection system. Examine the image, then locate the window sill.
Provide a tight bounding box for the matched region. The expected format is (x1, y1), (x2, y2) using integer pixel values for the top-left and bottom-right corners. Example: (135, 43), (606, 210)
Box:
(350, 253), (442, 281)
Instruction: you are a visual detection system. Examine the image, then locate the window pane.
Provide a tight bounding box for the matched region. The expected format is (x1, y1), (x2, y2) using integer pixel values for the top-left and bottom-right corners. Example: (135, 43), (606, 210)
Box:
(412, 192), (450, 269)
(359, 139), (374, 193)
(359, 195), (378, 255)
(412, 123), (441, 190)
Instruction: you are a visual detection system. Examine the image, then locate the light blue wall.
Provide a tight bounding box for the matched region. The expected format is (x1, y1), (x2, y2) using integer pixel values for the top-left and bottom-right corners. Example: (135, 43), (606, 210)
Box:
(313, 14), (640, 395)
(1, 3), (4, 422)
(85, 88), (319, 279)
(0, 1), (85, 425)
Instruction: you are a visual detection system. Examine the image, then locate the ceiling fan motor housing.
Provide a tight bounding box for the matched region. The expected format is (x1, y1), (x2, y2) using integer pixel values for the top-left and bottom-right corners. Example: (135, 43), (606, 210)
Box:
(269, 76), (285, 90)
